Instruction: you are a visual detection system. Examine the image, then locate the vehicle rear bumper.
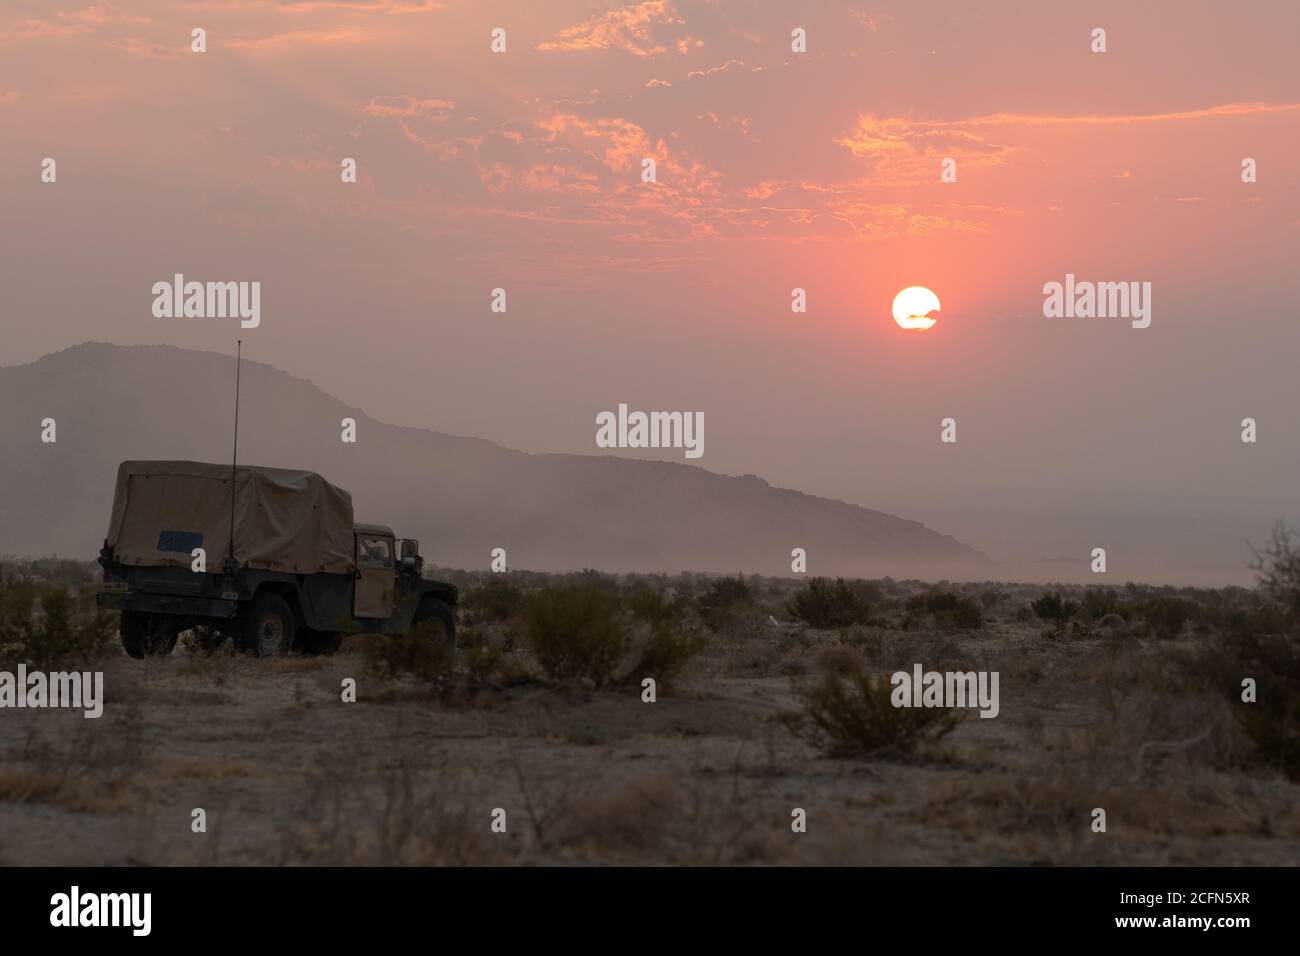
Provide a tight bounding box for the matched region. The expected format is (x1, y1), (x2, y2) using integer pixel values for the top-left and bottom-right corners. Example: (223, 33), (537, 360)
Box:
(97, 590), (239, 619)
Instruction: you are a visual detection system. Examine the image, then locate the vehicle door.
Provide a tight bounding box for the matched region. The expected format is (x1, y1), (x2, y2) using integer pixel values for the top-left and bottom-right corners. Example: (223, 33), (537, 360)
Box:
(354, 533), (395, 619)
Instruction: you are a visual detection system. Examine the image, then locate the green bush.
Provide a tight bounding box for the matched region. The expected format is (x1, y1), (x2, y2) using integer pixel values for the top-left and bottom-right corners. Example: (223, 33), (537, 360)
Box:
(1253, 523), (1300, 615)
(906, 590), (983, 630)
(1081, 587), (1123, 621)
(1141, 595), (1198, 639)
(621, 587), (703, 688)
(464, 643), (507, 685)
(1031, 591), (1080, 623)
(1212, 526), (1300, 778)
(0, 557), (101, 590)
(0, 583), (112, 668)
(362, 617), (456, 692)
(693, 574), (763, 638)
(627, 627), (705, 693)
(464, 574), (524, 623)
(788, 577), (872, 629)
(1222, 625), (1299, 779)
(626, 587), (685, 630)
(696, 574), (751, 623)
(700, 574), (750, 608)
(0, 580), (37, 653)
(521, 584), (626, 687)
(783, 665), (959, 758)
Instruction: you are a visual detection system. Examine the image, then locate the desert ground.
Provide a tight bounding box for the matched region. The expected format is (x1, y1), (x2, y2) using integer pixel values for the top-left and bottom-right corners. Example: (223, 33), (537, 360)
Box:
(0, 561), (1297, 866)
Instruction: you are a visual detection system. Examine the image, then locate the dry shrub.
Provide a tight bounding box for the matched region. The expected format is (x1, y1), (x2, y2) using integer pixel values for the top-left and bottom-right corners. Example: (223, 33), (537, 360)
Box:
(626, 626), (705, 692)
(836, 625), (896, 662)
(783, 665), (959, 758)
(625, 586), (687, 630)
(788, 577), (872, 629)
(521, 583), (706, 691)
(1097, 612), (1127, 636)
(520, 583), (626, 687)
(922, 774), (1085, 839)
(697, 575), (752, 621)
(464, 642), (506, 683)
(361, 618), (456, 694)
(905, 590), (984, 630)
(620, 587), (703, 690)
(694, 575), (768, 640)
(463, 574), (524, 624)
(1081, 662), (1249, 779)
(1142, 595), (1199, 639)
(0, 580), (37, 648)
(278, 751), (502, 866)
(812, 643), (865, 675)
(724, 642), (781, 677)
(1207, 617), (1299, 780)
(1031, 591), (1079, 623)
(0, 583), (113, 668)
(1187, 525), (1300, 780)
(8, 704), (148, 813)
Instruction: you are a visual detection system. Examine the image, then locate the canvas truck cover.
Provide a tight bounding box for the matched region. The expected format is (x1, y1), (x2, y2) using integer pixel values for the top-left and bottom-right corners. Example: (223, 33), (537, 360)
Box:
(106, 461), (355, 573)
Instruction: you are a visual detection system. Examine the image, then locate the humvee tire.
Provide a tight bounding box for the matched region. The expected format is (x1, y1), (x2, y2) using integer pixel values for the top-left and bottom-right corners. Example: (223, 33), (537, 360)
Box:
(120, 611), (180, 658)
(299, 628), (344, 656)
(235, 592), (296, 657)
(413, 598), (456, 652)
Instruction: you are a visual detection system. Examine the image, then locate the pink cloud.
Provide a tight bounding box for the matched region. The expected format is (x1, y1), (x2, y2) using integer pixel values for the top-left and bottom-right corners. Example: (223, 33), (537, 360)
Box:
(1, 3), (148, 41)
(536, 0), (698, 58)
(686, 58), (744, 80)
(362, 95), (455, 119)
(227, 28), (371, 53)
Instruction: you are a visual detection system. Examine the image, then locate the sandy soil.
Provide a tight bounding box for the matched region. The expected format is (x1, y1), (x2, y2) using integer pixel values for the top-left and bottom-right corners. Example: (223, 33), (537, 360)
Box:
(2, 616), (1296, 866)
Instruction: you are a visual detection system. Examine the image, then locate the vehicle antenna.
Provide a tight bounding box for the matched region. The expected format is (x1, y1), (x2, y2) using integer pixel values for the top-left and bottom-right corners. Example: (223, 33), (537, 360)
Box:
(228, 339), (242, 573)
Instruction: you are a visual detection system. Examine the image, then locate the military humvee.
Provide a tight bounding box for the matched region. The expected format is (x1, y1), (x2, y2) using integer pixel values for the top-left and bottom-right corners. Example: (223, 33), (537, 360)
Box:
(95, 460), (457, 658)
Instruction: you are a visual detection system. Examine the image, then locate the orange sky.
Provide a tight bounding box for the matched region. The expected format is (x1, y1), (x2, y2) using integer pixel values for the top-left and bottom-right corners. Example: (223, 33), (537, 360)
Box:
(2, 0), (1298, 581)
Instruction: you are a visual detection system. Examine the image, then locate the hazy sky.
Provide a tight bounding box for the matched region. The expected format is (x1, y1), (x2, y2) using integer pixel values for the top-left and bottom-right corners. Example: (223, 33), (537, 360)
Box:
(2, 0), (1297, 579)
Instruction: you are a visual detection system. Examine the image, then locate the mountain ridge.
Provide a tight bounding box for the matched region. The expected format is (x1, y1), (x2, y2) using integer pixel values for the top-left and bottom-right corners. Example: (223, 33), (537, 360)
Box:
(0, 342), (989, 577)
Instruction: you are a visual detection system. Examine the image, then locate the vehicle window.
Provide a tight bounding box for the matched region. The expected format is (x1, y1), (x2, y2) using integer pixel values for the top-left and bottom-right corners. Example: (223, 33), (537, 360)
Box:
(157, 530), (204, 554)
(358, 536), (392, 570)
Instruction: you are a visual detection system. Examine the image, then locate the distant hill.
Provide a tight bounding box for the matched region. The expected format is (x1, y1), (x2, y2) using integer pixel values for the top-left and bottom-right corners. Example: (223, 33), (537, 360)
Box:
(0, 343), (989, 577)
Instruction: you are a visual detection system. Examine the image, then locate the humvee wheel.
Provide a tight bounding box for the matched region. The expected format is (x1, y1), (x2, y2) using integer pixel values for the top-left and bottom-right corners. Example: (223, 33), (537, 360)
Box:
(121, 611), (180, 659)
(236, 593), (297, 657)
(413, 599), (456, 652)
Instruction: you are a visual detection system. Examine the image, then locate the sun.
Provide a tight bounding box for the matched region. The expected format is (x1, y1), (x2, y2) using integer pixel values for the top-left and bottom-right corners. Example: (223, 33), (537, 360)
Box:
(892, 286), (940, 331)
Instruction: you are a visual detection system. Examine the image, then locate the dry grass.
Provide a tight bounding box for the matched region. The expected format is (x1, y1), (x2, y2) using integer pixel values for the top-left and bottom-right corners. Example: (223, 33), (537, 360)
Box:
(0, 574), (1297, 865)
(0, 769), (66, 804)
